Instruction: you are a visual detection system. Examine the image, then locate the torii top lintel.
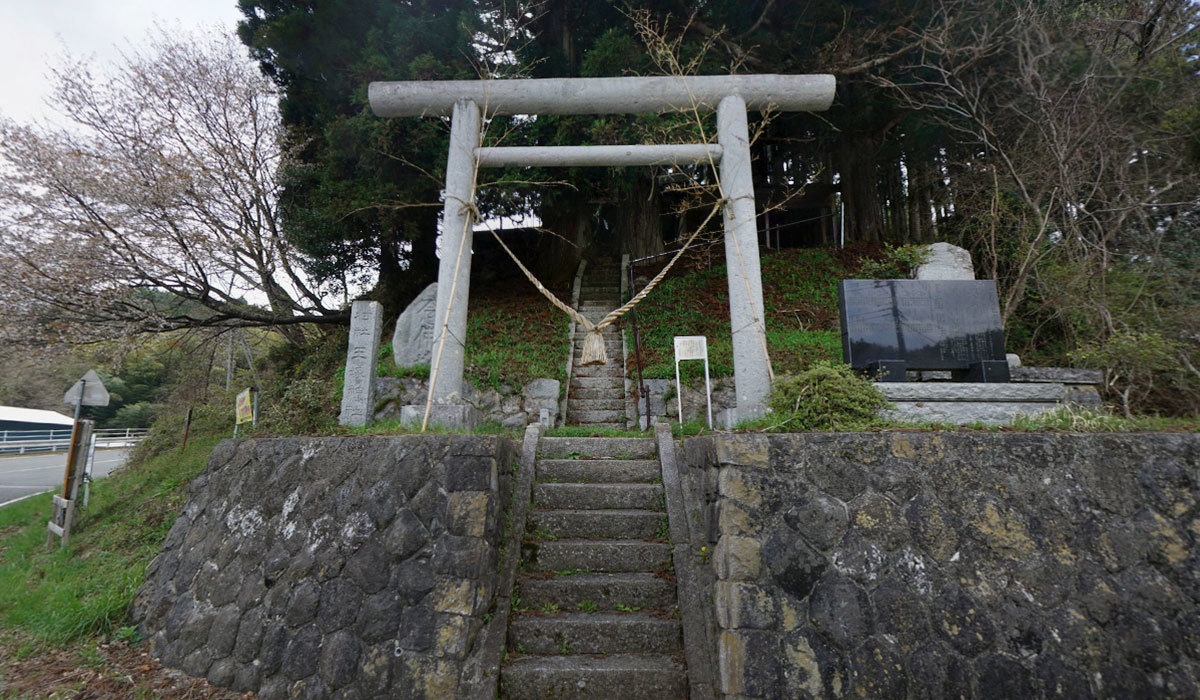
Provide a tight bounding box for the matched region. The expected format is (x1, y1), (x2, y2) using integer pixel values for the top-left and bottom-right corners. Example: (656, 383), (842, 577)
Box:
(369, 74), (835, 118)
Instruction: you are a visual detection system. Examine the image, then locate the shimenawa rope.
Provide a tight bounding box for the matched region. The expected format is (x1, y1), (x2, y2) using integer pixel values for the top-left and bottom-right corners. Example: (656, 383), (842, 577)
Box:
(478, 199), (725, 365)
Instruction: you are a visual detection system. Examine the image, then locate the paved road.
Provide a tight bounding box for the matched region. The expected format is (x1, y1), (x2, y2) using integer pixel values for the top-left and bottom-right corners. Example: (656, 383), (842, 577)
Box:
(0, 449), (130, 508)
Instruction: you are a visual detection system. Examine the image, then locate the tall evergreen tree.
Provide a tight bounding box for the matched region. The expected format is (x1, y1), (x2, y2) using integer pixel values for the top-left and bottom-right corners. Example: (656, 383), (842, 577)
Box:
(237, 0), (480, 314)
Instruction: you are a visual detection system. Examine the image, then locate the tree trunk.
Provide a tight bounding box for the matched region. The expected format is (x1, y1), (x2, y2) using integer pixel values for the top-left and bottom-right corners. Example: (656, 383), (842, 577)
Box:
(838, 132), (883, 243)
(608, 172), (664, 260)
(535, 198), (592, 286)
(907, 156), (925, 243)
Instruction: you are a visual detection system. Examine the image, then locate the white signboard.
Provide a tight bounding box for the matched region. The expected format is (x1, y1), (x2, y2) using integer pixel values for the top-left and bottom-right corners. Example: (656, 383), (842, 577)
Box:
(673, 336), (713, 428)
(63, 370), (110, 408)
(674, 336), (707, 361)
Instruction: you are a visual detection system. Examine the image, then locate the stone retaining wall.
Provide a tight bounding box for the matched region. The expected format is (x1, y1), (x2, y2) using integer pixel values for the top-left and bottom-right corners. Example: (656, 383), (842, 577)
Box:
(374, 377), (559, 428)
(680, 432), (1200, 698)
(132, 435), (517, 699)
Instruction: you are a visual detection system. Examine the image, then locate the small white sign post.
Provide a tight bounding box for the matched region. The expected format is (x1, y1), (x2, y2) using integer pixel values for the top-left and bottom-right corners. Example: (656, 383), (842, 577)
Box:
(673, 336), (713, 429)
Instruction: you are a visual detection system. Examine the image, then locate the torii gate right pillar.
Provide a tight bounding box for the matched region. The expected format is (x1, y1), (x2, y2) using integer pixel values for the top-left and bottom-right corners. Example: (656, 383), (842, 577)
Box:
(717, 94), (771, 425)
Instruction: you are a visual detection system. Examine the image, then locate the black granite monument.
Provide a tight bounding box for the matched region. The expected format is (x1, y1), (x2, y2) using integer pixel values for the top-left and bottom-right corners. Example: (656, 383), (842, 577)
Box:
(838, 279), (1010, 382)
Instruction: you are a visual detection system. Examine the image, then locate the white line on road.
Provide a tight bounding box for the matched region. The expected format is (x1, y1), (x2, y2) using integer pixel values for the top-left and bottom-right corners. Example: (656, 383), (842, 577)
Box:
(2, 466), (64, 475)
(0, 490), (51, 509)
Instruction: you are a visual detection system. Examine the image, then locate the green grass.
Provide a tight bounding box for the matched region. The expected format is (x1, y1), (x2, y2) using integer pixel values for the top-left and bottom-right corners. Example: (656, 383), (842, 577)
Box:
(627, 248), (857, 382)
(374, 282), (571, 395)
(885, 407), (1200, 433)
(377, 344), (430, 381)
(464, 287), (570, 392)
(0, 437), (219, 648)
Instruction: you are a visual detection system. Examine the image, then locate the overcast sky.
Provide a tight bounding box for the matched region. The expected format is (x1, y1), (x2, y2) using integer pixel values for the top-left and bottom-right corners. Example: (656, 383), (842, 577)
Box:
(0, 0), (243, 124)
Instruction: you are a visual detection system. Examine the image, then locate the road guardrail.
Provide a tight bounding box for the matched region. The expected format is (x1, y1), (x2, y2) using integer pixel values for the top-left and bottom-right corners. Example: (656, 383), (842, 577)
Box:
(0, 428), (148, 454)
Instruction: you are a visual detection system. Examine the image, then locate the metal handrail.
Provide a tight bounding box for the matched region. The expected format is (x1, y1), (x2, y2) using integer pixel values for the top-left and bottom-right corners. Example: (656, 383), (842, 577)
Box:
(626, 264), (651, 426)
(0, 428), (148, 454)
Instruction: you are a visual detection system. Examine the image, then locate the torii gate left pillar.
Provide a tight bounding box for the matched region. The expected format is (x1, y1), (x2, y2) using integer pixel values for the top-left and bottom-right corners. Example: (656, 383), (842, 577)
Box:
(370, 74), (836, 428)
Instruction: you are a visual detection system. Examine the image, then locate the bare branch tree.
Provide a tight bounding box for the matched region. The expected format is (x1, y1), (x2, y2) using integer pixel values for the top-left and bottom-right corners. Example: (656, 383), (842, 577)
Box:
(0, 25), (345, 347)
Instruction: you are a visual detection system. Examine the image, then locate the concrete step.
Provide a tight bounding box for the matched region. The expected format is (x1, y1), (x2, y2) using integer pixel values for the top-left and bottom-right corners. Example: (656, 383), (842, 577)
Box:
(508, 613), (681, 655)
(572, 366), (623, 380)
(573, 339), (622, 350)
(534, 483), (662, 510)
(570, 376), (624, 388)
(563, 422), (626, 431)
(529, 509), (665, 539)
(574, 343), (622, 353)
(501, 654), (686, 700)
(568, 409), (626, 424)
(538, 459), (660, 483)
(574, 341), (622, 352)
(530, 540), (672, 573)
(573, 327), (620, 337)
(538, 437), (656, 459)
(566, 398), (624, 412)
(569, 387), (624, 401)
(518, 572), (677, 611)
(573, 365), (624, 374)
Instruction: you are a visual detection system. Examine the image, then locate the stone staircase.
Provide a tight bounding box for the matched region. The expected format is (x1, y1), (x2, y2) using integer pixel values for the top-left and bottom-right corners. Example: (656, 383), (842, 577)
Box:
(567, 261), (626, 429)
(500, 437), (686, 699)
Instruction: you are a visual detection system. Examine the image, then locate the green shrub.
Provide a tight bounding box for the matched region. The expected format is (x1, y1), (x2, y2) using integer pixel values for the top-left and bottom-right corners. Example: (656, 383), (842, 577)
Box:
(1069, 330), (1184, 417)
(259, 376), (338, 435)
(761, 361), (890, 431)
(856, 244), (931, 279)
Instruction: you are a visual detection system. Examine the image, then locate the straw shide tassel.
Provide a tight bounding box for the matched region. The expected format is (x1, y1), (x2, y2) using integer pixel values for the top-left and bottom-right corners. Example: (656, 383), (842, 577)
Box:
(579, 329), (609, 366)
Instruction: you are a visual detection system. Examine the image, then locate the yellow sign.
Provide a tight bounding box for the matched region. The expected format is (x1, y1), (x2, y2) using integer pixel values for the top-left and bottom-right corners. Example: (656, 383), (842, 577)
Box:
(235, 388), (255, 424)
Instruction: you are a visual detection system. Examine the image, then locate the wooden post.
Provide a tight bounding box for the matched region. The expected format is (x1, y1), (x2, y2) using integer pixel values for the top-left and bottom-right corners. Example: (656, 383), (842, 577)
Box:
(48, 419), (93, 548)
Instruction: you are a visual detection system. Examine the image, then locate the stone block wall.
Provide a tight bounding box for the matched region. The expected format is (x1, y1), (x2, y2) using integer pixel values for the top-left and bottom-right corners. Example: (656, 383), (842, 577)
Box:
(374, 377), (559, 428)
(681, 432), (1199, 698)
(132, 435), (517, 699)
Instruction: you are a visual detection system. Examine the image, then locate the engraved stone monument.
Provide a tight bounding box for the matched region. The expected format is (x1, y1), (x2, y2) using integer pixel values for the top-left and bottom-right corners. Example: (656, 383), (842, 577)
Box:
(838, 279), (1010, 382)
(339, 300), (383, 426)
(392, 282), (437, 367)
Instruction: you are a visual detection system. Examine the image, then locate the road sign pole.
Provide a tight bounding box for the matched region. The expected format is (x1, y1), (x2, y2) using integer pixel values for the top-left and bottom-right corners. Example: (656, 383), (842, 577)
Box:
(73, 380), (84, 420)
(48, 419), (93, 549)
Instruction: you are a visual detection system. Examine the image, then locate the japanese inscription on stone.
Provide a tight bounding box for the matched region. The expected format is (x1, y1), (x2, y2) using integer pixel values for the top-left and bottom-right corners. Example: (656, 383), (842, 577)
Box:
(838, 280), (1006, 370)
(339, 300), (383, 426)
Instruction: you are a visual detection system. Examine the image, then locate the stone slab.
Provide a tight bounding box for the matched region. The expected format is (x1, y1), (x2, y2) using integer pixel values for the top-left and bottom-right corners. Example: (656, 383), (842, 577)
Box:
(914, 241), (974, 280)
(522, 379), (560, 423)
(1066, 385), (1103, 406)
(399, 403), (481, 430)
(536, 438), (657, 460)
(717, 403), (766, 429)
(874, 382), (1067, 402)
(883, 401), (1059, 425)
(1011, 366), (1103, 384)
(839, 280), (1006, 372)
(338, 300), (383, 427)
(391, 282), (437, 367)
(508, 614), (681, 654)
(501, 654), (686, 700)
(517, 572), (676, 611)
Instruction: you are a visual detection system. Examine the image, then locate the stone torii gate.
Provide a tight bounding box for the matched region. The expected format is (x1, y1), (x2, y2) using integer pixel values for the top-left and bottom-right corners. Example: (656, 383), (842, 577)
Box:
(369, 74), (835, 427)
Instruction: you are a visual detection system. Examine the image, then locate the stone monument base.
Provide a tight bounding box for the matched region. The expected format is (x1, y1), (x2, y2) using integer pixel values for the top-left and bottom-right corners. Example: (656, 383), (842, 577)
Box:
(399, 403), (482, 430)
(876, 381), (1066, 425)
(717, 403), (766, 429)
